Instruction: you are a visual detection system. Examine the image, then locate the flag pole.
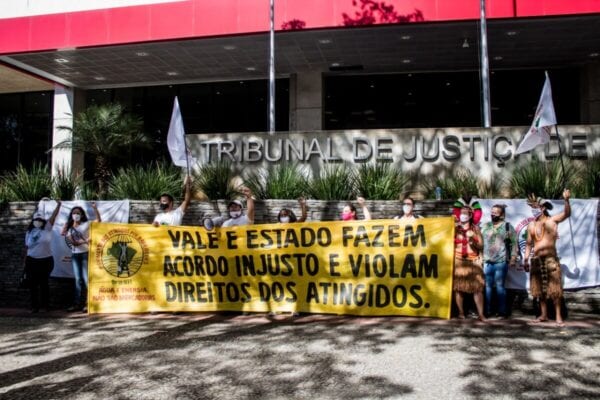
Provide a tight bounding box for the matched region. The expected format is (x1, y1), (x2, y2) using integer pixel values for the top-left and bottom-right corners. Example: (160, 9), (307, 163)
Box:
(554, 124), (579, 270)
(268, 0), (275, 134)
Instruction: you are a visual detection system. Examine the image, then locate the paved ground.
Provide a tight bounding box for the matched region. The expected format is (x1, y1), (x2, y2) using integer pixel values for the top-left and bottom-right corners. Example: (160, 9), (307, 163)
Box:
(0, 309), (599, 400)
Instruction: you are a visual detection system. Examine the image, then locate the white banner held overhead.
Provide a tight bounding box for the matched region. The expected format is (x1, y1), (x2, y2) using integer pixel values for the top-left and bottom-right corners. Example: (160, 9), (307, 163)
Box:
(478, 199), (599, 290)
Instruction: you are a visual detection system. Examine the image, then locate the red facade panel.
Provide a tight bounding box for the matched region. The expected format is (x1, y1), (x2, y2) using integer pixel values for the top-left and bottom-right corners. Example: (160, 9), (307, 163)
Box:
(0, 0), (598, 55)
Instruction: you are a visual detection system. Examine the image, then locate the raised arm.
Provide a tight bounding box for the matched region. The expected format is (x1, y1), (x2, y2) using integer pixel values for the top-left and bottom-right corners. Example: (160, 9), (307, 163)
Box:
(91, 202), (101, 222)
(243, 187), (255, 224)
(298, 197), (308, 222)
(357, 196), (372, 221)
(180, 175), (192, 213)
(48, 200), (62, 226)
(552, 188), (571, 223)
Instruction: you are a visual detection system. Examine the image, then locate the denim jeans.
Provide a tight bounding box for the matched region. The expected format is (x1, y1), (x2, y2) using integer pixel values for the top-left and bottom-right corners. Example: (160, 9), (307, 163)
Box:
(71, 252), (89, 306)
(484, 261), (508, 315)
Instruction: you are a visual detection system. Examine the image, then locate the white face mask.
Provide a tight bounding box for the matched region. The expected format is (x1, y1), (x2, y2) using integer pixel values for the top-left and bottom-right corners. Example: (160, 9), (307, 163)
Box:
(230, 210), (242, 219)
(402, 205), (412, 215)
(280, 216), (290, 223)
(72, 214), (82, 222)
(33, 220), (44, 228)
(459, 214), (470, 223)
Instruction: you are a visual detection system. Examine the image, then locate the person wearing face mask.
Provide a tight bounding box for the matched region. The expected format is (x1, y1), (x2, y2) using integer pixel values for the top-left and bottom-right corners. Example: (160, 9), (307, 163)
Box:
(481, 204), (518, 318)
(452, 197), (485, 321)
(153, 175), (192, 227)
(341, 196), (372, 221)
(62, 203), (101, 312)
(222, 187), (255, 227)
(23, 201), (62, 313)
(277, 197), (308, 224)
(394, 196), (421, 221)
(523, 190), (571, 326)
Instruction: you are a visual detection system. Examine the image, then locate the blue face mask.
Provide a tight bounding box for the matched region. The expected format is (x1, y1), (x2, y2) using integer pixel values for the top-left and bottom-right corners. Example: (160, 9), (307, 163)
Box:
(532, 208), (543, 218)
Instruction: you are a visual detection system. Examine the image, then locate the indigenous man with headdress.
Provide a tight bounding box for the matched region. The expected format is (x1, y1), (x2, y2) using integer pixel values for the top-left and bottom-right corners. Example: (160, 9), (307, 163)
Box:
(452, 197), (486, 321)
(523, 189), (571, 326)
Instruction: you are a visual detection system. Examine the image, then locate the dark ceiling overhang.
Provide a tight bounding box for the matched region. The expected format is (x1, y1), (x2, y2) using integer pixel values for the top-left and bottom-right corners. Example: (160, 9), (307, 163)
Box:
(1, 14), (599, 91)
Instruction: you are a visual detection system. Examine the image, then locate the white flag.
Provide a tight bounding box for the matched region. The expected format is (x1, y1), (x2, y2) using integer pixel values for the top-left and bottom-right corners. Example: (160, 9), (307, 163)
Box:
(514, 72), (557, 155)
(167, 96), (195, 168)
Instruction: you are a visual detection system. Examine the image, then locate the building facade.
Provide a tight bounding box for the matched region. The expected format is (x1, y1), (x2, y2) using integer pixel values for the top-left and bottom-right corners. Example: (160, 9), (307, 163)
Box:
(0, 0), (599, 182)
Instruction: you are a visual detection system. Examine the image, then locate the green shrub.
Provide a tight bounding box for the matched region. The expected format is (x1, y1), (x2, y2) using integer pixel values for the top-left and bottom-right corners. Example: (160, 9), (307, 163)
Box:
(423, 168), (479, 200)
(244, 164), (308, 199)
(2, 163), (53, 201)
(193, 161), (239, 200)
(0, 181), (8, 208)
(577, 153), (600, 198)
(52, 166), (79, 200)
(510, 155), (579, 199)
(355, 162), (408, 200)
(108, 162), (183, 200)
(307, 164), (356, 200)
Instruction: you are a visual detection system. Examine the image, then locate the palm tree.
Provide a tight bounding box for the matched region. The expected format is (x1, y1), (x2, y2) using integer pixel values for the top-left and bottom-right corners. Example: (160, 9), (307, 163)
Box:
(54, 103), (150, 197)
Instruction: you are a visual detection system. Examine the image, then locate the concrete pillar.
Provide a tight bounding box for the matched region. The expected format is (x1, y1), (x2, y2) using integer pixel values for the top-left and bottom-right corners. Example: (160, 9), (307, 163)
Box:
(580, 64), (600, 124)
(51, 85), (85, 179)
(289, 72), (323, 131)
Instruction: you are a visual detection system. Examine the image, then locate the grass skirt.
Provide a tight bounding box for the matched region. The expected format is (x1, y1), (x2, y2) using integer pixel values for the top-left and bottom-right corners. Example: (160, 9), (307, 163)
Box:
(530, 256), (563, 301)
(453, 257), (484, 293)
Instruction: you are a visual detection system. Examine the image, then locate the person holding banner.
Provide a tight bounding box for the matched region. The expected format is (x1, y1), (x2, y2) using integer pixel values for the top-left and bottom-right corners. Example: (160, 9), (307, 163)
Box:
(23, 200), (62, 313)
(277, 197), (307, 223)
(222, 187), (255, 227)
(481, 205), (518, 318)
(395, 196), (421, 221)
(452, 198), (486, 321)
(523, 190), (571, 326)
(62, 203), (101, 312)
(341, 197), (372, 221)
(153, 175), (192, 227)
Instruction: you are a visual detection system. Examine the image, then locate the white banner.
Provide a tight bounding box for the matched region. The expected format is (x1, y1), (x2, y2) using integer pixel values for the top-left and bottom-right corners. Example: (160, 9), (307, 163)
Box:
(478, 199), (600, 290)
(36, 200), (130, 278)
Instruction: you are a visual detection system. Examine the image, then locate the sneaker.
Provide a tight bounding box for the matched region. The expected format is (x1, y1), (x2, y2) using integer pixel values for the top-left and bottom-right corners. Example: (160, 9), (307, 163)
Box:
(67, 305), (79, 312)
(82, 306), (88, 313)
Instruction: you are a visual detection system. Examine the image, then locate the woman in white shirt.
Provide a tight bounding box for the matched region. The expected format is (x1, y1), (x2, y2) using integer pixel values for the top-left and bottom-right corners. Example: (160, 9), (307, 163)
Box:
(61, 203), (101, 312)
(24, 201), (61, 313)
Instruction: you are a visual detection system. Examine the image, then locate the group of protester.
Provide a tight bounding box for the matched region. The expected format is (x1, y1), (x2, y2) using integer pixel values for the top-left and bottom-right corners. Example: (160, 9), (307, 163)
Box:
(22, 173), (572, 326)
(451, 190), (571, 326)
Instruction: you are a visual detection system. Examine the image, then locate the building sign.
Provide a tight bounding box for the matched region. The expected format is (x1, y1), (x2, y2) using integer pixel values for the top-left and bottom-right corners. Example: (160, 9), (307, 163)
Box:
(187, 126), (594, 181)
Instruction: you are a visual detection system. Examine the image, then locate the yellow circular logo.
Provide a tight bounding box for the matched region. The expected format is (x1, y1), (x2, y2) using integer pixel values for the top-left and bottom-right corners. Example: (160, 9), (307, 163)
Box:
(96, 228), (149, 278)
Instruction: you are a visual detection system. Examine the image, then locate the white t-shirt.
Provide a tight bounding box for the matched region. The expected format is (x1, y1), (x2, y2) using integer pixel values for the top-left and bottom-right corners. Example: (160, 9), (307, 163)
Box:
(222, 214), (250, 227)
(25, 222), (53, 258)
(153, 206), (184, 227)
(67, 221), (90, 254)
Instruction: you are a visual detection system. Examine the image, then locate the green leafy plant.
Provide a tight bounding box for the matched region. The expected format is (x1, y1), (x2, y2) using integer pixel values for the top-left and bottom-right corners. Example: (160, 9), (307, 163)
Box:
(510, 155), (579, 199)
(54, 102), (150, 197)
(193, 160), (239, 200)
(244, 164), (308, 199)
(108, 162), (183, 200)
(423, 168), (479, 200)
(2, 163), (53, 201)
(51, 166), (79, 200)
(306, 164), (356, 200)
(355, 162), (408, 200)
(577, 153), (600, 198)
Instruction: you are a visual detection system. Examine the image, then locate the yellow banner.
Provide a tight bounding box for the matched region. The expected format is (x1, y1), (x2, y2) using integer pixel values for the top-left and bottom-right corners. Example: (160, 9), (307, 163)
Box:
(88, 218), (455, 318)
